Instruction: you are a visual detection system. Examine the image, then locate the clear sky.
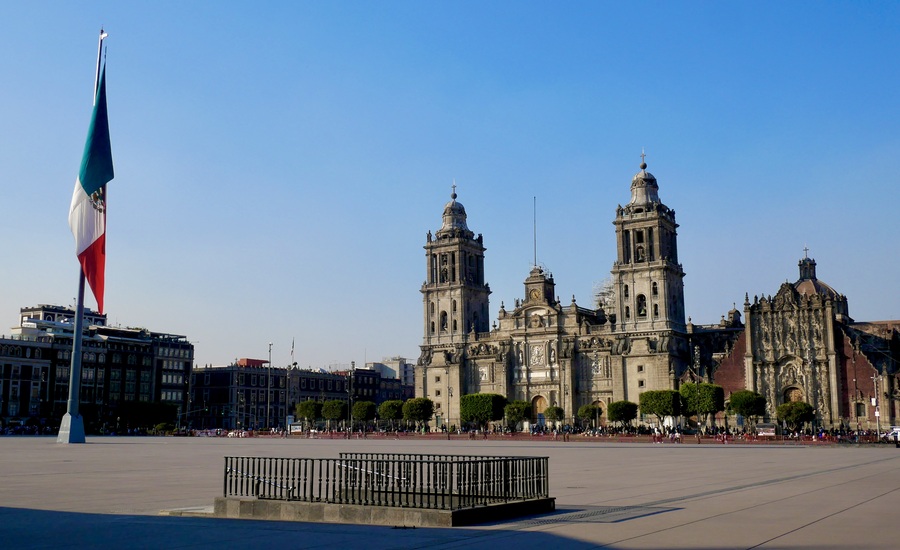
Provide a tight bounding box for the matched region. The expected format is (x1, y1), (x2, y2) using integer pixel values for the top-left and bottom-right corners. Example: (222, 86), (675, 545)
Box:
(2, 2), (898, 371)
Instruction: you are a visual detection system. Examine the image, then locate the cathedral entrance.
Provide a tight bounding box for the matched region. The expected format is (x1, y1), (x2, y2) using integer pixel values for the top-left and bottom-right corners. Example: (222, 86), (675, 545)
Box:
(532, 395), (548, 425)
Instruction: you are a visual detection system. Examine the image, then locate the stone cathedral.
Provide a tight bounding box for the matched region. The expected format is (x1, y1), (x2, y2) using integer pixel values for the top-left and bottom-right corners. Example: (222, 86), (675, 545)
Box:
(415, 161), (899, 430)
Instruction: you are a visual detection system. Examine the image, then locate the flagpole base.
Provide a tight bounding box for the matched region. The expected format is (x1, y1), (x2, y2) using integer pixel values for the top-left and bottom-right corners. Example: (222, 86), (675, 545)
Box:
(57, 413), (86, 444)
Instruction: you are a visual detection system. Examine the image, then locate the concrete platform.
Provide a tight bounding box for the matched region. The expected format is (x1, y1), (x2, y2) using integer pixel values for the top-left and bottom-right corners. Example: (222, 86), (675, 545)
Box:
(1, 436), (898, 548)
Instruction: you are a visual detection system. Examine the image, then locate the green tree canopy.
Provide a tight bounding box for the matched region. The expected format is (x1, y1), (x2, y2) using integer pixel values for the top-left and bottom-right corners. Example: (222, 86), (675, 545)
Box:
(504, 400), (532, 429)
(295, 400), (322, 422)
(639, 390), (681, 425)
(322, 400), (347, 422)
(728, 390), (767, 421)
(460, 393), (507, 427)
(378, 400), (404, 424)
(402, 397), (434, 427)
(607, 400), (638, 426)
(352, 401), (377, 424)
(577, 404), (603, 426)
(544, 405), (564, 423)
(680, 383), (725, 418)
(776, 401), (815, 431)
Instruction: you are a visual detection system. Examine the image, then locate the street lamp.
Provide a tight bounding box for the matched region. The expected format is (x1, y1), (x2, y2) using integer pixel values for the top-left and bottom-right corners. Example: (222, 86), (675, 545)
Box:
(348, 361), (355, 437)
(872, 373), (882, 440)
(267, 342), (273, 430)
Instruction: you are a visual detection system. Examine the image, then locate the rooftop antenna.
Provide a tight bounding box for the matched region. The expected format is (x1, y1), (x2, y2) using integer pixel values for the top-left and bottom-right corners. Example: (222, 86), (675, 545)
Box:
(533, 196), (537, 267)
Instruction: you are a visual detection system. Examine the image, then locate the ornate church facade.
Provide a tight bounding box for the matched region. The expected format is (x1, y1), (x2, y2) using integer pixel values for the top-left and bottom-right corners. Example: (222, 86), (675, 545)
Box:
(416, 163), (899, 430)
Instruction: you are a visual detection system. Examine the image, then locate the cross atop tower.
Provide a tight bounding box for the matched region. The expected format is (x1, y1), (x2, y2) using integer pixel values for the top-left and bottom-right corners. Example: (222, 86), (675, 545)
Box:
(803, 245), (809, 259)
(451, 181), (457, 200)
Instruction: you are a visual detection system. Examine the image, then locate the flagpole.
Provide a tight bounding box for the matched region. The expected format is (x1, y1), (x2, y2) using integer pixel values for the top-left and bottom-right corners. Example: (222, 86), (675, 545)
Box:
(58, 29), (107, 444)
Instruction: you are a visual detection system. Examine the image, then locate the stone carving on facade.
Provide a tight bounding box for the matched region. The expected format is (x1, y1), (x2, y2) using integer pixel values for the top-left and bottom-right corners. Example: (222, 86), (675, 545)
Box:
(614, 337), (631, 355)
(530, 344), (545, 367)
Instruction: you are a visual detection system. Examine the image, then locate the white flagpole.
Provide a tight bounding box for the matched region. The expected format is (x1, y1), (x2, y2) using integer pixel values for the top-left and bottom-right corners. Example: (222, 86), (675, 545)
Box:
(58, 29), (107, 444)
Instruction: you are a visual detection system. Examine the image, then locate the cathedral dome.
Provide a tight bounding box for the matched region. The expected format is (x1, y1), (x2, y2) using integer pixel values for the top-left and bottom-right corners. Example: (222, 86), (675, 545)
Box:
(629, 161), (660, 206)
(438, 187), (471, 235)
(793, 256), (841, 300)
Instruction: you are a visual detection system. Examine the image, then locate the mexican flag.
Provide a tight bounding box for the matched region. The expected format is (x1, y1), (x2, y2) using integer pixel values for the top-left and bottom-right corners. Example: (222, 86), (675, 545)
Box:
(68, 63), (114, 313)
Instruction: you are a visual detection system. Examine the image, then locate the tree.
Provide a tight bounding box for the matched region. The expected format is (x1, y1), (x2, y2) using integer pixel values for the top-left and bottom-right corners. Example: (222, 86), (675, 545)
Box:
(460, 393), (507, 429)
(544, 405), (564, 425)
(352, 401), (377, 429)
(776, 401), (815, 431)
(402, 397), (434, 429)
(639, 390), (681, 427)
(295, 400), (322, 428)
(504, 400), (532, 431)
(728, 390), (767, 424)
(577, 404), (603, 428)
(378, 399), (404, 429)
(680, 383), (725, 427)
(607, 400), (638, 427)
(322, 400), (347, 427)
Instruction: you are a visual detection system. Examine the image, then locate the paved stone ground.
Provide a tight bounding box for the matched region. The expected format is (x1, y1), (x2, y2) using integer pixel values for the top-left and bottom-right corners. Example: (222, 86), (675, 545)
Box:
(1, 436), (897, 549)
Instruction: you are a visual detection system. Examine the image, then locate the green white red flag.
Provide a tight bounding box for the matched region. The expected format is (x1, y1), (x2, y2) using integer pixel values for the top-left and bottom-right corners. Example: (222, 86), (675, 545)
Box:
(68, 63), (114, 313)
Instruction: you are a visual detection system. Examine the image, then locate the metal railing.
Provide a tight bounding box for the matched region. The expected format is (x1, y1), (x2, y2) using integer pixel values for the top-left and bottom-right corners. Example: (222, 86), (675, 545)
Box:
(223, 454), (549, 510)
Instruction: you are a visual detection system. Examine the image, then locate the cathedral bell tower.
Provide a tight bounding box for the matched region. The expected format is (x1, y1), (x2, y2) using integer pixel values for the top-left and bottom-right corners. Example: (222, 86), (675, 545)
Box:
(611, 156), (686, 332)
(421, 186), (491, 347)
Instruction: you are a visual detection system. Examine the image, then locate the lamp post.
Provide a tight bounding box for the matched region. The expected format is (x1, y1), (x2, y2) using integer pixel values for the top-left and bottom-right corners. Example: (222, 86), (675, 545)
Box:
(448, 387), (453, 430)
(267, 342), (273, 430)
(348, 361), (355, 437)
(872, 373), (882, 440)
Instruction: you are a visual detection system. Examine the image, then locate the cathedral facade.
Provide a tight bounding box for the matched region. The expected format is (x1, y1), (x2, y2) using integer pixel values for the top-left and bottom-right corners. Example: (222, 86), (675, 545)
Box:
(415, 163), (899, 430)
(416, 163), (695, 428)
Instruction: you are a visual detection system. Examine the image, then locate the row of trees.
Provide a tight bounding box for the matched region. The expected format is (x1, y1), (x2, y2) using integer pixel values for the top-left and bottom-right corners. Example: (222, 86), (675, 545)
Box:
(294, 398), (436, 429)
(635, 385), (814, 431)
(460, 394), (604, 430)
(293, 386), (814, 432)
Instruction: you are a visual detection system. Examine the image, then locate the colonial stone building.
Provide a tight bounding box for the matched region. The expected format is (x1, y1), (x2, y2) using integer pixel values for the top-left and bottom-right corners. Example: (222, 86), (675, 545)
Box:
(417, 162), (696, 428)
(416, 161), (899, 430)
(714, 256), (899, 430)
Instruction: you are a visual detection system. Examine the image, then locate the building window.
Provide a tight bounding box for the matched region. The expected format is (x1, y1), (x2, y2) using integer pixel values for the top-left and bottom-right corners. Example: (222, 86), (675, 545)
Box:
(652, 282), (658, 296)
(638, 380), (645, 388)
(637, 295), (647, 317)
(435, 389), (441, 397)
(856, 402), (866, 417)
(637, 365), (644, 373)
(625, 306), (631, 319)
(435, 375), (441, 383)
(653, 304), (659, 317)
(624, 285), (629, 299)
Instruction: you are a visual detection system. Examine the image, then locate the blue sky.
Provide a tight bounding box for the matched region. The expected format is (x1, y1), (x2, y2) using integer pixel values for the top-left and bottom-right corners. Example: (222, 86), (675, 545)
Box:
(2, 2), (898, 370)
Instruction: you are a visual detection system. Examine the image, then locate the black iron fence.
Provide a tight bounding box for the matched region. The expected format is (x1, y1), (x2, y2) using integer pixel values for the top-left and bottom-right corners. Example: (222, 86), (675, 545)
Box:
(223, 453), (549, 510)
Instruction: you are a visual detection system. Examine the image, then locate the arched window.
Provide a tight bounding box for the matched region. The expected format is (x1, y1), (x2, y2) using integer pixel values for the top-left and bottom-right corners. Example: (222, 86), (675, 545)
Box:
(440, 312), (448, 331)
(624, 285), (629, 299)
(637, 295), (647, 317)
(452, 300), (457, 313)
(430, 321), (435, 334)
(652, 282), (658, 296)
(625, 306), (631, 319)
(653, 304), (659, 317)
(452, 319), (458, 332)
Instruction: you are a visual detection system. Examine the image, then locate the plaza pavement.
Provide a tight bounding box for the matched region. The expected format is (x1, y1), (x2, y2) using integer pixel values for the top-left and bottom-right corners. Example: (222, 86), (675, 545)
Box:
(1, 435), (898, 549)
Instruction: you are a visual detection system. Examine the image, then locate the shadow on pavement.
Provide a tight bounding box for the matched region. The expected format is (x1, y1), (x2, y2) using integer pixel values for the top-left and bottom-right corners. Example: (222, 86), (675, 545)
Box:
(0, 506), (603, 550)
